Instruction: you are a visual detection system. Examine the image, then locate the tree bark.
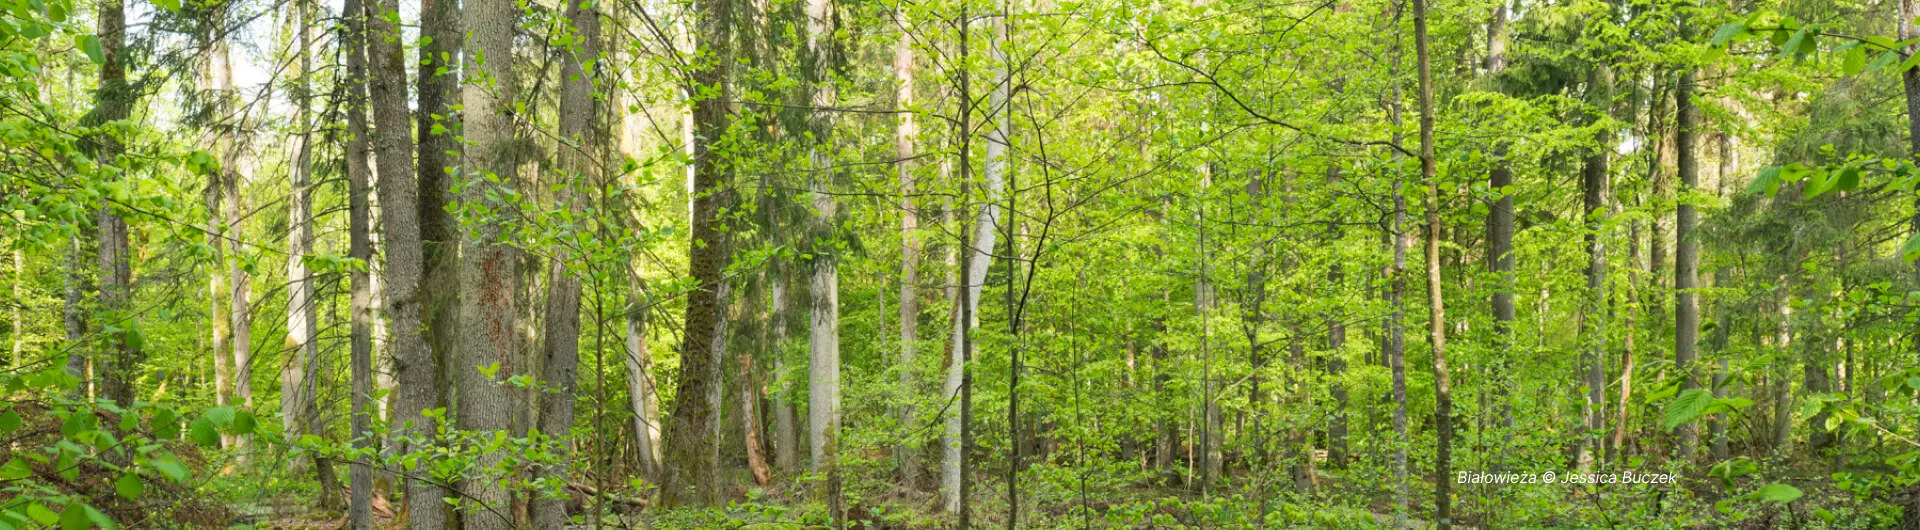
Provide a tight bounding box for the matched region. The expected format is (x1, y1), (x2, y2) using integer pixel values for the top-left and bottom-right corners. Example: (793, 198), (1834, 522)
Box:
(658, 0), (734, 506)
(1485, 0), (1516, 432)
(1674, 62), (1701, 458)
(215, 33), (255, 422)
(942, 5), (996, 518)
(1413, 0), (1452, 525)
(453, 0), (522, 518)
(366, 0), (446, 519)
(1384, 18), (1410, 521)
(341, 0), (376, 522)
(804, 0), (843, 517)
(416, 0), (462, 466)
(88, 0), (136, 411)
(770, 273), (798, 474)
(531, 0), (600, 525)
(893, 5), (922, 488)
(281, 0), (340, 506)
(1579, 62), (1613, 473)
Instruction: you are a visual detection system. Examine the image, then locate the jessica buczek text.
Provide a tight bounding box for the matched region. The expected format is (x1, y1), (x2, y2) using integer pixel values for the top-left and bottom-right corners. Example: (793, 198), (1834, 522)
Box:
(1456, 471), (1677, 485)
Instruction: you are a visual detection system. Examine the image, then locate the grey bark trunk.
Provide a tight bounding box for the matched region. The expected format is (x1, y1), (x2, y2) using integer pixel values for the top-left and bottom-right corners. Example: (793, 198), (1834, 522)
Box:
(894, 9), (922, 488)
(1674, 63), (1701, 458)
(770, 275), (798, 473)
(452, 0), (521, 518)
(942, 14), (1001, 516)
(531, 0), (600, 525)
(341, 0), (376, 522)
(365, 0), (447, 520)
(1579, 62), (1613, 473)
(624, 289), (661, 479)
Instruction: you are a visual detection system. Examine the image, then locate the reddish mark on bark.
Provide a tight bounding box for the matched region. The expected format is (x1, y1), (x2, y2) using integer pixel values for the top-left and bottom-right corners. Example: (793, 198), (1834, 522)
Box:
(479, 250), (513, 380)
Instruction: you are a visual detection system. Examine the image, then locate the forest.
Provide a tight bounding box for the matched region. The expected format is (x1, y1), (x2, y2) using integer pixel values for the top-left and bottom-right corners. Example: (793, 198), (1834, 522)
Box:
(2, 0), (1920, 526)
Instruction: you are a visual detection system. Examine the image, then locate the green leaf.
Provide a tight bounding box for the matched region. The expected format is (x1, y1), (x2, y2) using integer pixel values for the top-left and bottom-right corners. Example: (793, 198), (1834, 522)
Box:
(1843, 45), (1867, 76)
(148, 454), (188, 482)
(114, 472), (142, 500)
(0, 458), (30, 480)
(1755, 483), (1803, 503)
(58, 502), (85, 530)
(25, 504), (56, 526)
(189, 418), (219, 447)
(1709, 22), (1745, 46)
(1748, 166), (1783, 196)
(152, 0), (177, 12)
(202, 406), (235, 427)
(76, 34), (102, 64)
(0, 410), (20, 435)
(231, 410), (256, 435)
(1901, 232), (1920, 262)
(1664, 389), (1713, 431)
(152, 407), (178, 439)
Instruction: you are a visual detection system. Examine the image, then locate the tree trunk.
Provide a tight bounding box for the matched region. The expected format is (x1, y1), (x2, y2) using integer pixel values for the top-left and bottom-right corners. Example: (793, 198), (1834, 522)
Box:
(341, 0), (376, 522)
(416, 0), (461, 472)
(804, 0), (842, 516)
(1385, 25), (1410, 523)
(1486, 0), (1516, 432)
(281, 0), (339, 506)
(770, 273), (798, 474)
(894, 6), (922, 488)
(942, 4), (996, 518)
(625, 287), (662, 480)
(90, 0), (134, 411)
(213, 33), (254, 422)
(1325, 167), (1348, 468)
(531, 0), (600, 525)
(1413, 0), (1452, 525)
(1674, 62), (1701, 458)
(1579, 62), (1613, 473)
(452, 0), (521, 518)
(659, 0), (734, 506)
(366, 0), (446, 520)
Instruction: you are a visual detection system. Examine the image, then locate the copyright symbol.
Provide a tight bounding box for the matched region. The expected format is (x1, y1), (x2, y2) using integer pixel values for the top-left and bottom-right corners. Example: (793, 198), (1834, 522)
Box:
(1543, 471), (1557, 484)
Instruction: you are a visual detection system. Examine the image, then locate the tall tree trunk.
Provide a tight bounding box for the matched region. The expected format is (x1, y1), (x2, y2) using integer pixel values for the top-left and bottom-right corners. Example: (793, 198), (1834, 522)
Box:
(625, 287), (662, 480)
(215, 34), (254, 421)
(11, 248), (22, 368)
(416, 0), (461, 469)
(659, 0), (734, 507)
(1579, 62), (1614, 473)
(1485, 0), (1516, 431)
(769, 272), (797, 474)
(942, 3), (995, 518)
(364, 0), (446, 520)
(531, 0), (600, 525)
(63, 237), (87, 392)
(89, 0), (135, 411)
(453, 0), (521, 518)
(1674, 61), (1701, 459)
(281, 0), (340, 506)
(1325, 167), (1348, 467)
(804, 0), (843, 516)
(1385, 21), (1410, 522)
(894, 6), (922, 488)
(1708, 132), (1735, 462)
(341, 0), (376, 522)
(741, 277), (771, 485)
(1413, 0), (1452, 525)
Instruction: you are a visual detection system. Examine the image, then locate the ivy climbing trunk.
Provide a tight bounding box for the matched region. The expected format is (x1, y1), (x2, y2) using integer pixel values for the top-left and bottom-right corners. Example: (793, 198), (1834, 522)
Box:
(658, 0), (734, 507)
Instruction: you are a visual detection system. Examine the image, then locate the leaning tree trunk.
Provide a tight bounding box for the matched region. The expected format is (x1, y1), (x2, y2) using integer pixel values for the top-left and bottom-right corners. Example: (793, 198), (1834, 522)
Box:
(658, 0), (735, 507)
(531, 0), (600, 525)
